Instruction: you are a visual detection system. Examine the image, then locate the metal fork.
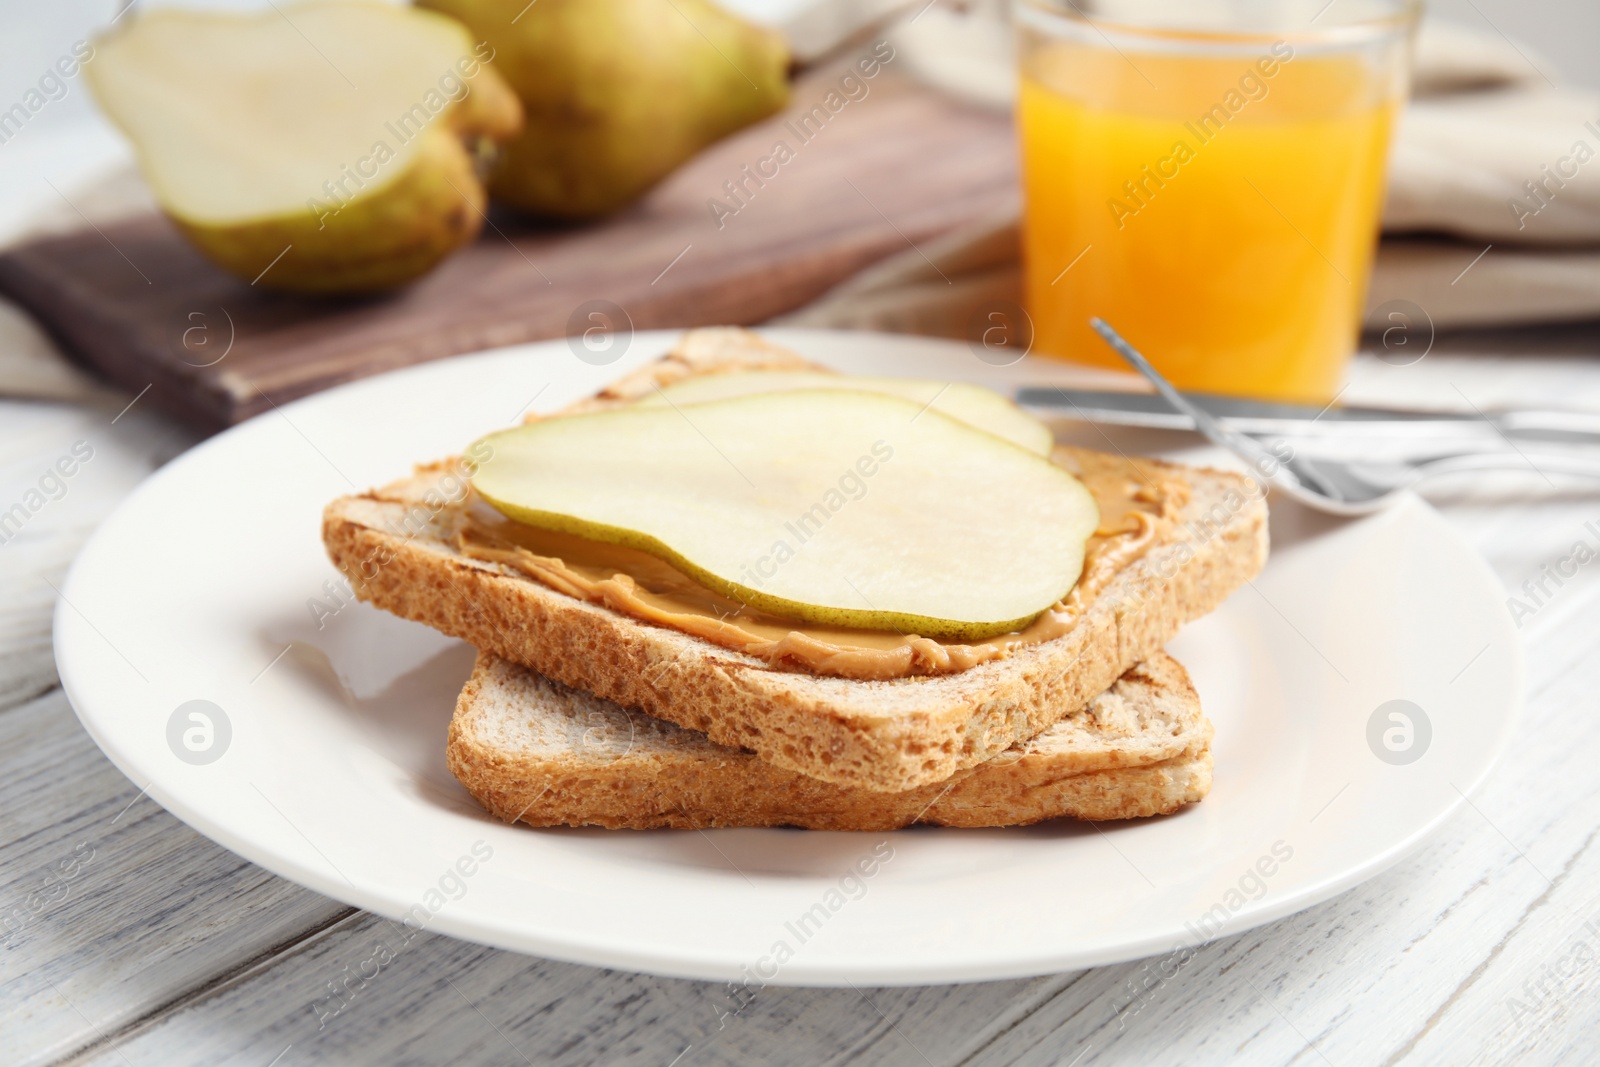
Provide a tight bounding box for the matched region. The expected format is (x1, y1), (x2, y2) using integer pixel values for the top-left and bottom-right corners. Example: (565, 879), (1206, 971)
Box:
(1088, 318), (1600, 516)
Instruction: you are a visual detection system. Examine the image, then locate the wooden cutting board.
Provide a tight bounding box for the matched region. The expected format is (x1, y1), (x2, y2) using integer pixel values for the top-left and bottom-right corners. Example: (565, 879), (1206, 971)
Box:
(0, 66), (1016, 433)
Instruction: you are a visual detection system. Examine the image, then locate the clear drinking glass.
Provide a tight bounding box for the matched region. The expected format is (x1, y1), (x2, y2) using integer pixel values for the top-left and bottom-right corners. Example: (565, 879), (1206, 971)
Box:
(1016, 0), (1419, 402)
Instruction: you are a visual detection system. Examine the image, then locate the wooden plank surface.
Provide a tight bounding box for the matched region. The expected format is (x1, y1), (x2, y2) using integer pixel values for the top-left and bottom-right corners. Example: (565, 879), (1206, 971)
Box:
(6, 330), (1600, 1065)
(0, 691), (352, 1067)
(0, 59), (1016, 434)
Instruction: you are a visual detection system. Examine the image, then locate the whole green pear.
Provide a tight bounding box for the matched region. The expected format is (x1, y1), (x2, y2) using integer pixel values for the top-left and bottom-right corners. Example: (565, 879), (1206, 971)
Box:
(418, 0), (790, 219)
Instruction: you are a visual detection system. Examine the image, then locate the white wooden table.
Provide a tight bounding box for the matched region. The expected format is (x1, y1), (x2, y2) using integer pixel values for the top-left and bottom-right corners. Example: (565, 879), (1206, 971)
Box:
(5, 326), (1600, 1067)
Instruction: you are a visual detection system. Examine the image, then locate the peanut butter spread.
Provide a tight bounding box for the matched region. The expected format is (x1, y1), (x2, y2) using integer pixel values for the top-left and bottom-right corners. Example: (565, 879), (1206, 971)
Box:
(447, 447), (1188, 681)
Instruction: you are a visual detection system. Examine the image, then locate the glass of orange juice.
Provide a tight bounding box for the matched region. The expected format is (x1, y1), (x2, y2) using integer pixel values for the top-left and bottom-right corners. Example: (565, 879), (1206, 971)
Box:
(1016, 0), (1418, 402)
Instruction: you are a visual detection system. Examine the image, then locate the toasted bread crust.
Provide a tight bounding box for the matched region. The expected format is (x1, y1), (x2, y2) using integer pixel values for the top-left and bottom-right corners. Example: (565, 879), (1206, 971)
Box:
(323, 329), (1267, 792)
(448, 651), (1213, 830)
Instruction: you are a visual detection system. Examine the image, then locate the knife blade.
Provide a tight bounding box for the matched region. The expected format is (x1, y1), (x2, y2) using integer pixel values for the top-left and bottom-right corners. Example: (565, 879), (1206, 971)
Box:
(1013, 387), (1600, 446)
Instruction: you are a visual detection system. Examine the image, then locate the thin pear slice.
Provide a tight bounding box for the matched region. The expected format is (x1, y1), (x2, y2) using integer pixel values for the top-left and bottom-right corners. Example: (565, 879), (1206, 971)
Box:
(86, 3), (522, 292)
(470, 391), (1098, 640)
(638, 371), (1054, 455)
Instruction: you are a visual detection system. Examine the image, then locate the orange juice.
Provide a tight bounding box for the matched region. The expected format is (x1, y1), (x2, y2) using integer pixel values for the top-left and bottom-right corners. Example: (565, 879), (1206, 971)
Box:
(1019, 34), (1404, 401)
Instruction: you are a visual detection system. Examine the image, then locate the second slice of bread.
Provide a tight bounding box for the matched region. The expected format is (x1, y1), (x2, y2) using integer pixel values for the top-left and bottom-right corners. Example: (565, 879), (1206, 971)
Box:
(324, 328), (1267, 793)
(449, 651), (1213, 830)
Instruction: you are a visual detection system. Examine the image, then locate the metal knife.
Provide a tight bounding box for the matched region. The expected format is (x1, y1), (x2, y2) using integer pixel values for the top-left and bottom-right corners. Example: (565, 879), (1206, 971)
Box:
(1013, 387), (1600, 446)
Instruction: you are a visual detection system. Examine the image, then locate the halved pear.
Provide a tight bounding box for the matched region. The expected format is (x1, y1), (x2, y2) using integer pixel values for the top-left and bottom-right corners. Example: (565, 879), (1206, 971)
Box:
(86, 3), (523, 293)
(470, 391), (1098, 639)
(637, 371), (1055, 456)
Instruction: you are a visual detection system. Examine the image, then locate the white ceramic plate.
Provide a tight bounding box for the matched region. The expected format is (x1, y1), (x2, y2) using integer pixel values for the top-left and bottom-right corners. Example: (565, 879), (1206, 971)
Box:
(56, 329), (1521, 986)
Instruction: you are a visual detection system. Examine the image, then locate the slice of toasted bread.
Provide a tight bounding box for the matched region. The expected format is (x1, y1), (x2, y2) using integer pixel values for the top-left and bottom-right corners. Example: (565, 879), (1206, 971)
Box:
(449, 650), (1213, 830)
(323, 328), (1267, 793)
